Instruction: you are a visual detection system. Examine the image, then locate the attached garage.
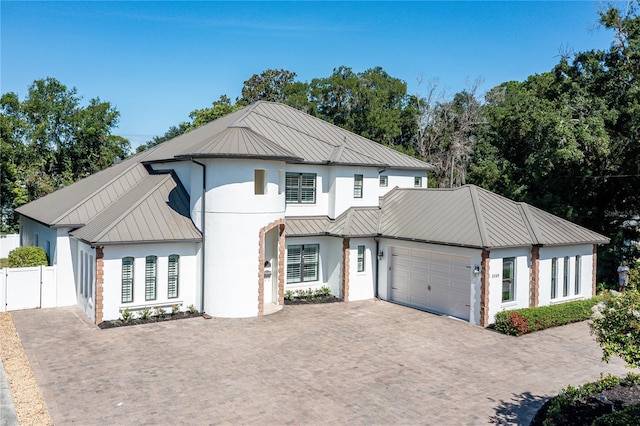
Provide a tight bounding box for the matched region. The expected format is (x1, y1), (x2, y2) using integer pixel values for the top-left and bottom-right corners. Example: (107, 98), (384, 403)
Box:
(390, 247), (472, 321)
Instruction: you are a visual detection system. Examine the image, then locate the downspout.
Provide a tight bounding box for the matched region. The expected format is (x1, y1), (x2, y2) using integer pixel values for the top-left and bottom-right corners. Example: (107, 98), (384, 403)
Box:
(374, 237), (380, 299)
(192, 159), (207, 314)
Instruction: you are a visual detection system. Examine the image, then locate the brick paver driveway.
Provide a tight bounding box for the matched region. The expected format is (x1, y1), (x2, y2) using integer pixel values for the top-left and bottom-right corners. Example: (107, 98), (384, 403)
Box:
(11, 300), (633, 425)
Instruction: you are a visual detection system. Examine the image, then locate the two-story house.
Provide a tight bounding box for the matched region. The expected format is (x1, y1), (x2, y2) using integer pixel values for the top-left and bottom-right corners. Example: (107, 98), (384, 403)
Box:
(16, 101), (608, 327)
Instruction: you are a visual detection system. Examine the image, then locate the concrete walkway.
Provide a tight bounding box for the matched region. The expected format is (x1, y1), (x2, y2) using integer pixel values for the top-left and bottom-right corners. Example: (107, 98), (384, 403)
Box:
(0, 358), (18, 426)
(10, 300), (635, 425)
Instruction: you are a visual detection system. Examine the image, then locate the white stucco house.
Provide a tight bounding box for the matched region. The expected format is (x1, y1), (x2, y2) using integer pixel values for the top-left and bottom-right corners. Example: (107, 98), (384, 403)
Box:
(16, 101), (609, 327)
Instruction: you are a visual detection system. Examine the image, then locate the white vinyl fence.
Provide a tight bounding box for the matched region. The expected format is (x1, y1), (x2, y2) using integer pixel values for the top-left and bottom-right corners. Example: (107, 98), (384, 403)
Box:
(0, 266), (57, 312)
(0, 234), (20, 258)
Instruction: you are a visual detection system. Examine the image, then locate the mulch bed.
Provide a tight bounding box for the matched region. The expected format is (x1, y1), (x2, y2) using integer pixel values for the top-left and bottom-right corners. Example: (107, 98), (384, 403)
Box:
(98, 311), (202, 329)
(284, 296), (342, 305)
(531, 384), (640, 425)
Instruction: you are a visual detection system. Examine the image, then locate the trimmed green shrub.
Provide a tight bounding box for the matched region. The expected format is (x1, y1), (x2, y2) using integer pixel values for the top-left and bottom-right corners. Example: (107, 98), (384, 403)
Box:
(494, 296), (602, 336)
(592, 403), (640, 425)
(7, 246), (48, 267)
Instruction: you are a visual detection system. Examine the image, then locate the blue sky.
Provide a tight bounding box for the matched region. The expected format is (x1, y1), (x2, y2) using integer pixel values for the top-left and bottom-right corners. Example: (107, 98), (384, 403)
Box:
(2, 1), (616, 147)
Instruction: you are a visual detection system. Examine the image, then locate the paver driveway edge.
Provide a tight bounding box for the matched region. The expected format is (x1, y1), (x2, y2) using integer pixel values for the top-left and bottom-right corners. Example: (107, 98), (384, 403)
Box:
(11, 301), (637, 425)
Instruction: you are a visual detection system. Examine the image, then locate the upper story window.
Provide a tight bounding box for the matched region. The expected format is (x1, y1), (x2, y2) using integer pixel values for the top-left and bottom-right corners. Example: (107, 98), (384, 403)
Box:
(286, 173), (316, 204)
(122, 257), (134, 303)
(502, 257), (515, 302)
(354, 174), (363, 198)
(414, 177), (423, 188)
(379, 175), (388, 187)
(254, 169), (266, 195)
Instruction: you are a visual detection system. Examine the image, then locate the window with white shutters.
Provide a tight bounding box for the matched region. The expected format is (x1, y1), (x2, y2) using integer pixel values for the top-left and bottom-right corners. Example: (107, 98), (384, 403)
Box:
(145, 255), (157, 301)
(285, 173), (316, 204)
(122, 257), (134, 303)
(168, 254), (179, 299)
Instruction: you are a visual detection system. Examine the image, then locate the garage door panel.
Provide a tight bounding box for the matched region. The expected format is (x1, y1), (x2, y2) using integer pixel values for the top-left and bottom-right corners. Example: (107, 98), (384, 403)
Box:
(390, 247), (471, 321)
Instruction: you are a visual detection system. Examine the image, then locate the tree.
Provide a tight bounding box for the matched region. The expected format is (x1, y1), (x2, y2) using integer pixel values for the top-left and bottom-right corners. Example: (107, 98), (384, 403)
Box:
(237, 69), (310, 108)
(1, 77), (129, 231)
(590, 289), (640, 368)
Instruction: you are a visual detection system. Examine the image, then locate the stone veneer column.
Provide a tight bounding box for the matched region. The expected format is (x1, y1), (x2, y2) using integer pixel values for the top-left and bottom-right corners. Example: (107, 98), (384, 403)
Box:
(529, 246), (540, 307)
(479, 249), (490, 327)
(257, 219), (286, 316)
(95, 246), (104, 325)
(592, 244), (598, 296)
(342, 239), (350, 302)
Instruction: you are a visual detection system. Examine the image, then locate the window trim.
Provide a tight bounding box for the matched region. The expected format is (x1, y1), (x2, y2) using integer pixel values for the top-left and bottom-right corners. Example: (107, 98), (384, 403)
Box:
(414, 176), (422, 187)
(168, 254), (179, 299)
(502, 257), (515, 302)
(563, 256), (570, 297)
(285, 172), (317, 204)
(357, 245), (365, 272)
(287, 244), (320, 284)
(254, 169), (266, 195)
(574, 255), (581, 295)
(145, 255), (157, 301)
(379, 175), (388, 187)
(121, 257), (134, 304)
(551, 258), (558, 299)
(354, 174), (363, 198)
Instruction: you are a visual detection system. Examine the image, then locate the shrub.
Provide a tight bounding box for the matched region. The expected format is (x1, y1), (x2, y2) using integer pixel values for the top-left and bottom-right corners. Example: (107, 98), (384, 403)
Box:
(187, 304), (198, 314)
(121, 308), (134, 323)
(139, 306), (152, 320)
(171, 304), (180, 315)
(153, 306), (166, 317)
(592, 403), (640, 425)
(590, 290), (640, 368)
(494, 297), (602, 336)
(7, 246), (48, 267)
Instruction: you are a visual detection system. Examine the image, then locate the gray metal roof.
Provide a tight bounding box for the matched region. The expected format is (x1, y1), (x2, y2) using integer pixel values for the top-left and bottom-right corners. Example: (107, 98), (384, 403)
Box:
(144, 101), (433, 170)
(15, 150), (157, 227)
(286, 185), (609, 248)
(70, 172), (201, 245)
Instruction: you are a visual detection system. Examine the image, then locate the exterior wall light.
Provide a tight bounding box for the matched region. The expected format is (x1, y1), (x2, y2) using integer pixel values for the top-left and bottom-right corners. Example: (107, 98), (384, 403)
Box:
(377, 251), (384, 261)
(473, 264), (481, 275)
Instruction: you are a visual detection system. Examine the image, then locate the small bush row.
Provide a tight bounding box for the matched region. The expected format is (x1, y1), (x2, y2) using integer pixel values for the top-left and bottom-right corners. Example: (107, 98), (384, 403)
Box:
(494, 296), (602, 336)
(284, 286), (332, 302)
(537, 373), (640, 426)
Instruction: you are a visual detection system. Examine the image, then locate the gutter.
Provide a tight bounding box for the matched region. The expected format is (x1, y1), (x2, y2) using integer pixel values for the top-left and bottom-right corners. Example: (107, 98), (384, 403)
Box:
(191, 159), (207, 314)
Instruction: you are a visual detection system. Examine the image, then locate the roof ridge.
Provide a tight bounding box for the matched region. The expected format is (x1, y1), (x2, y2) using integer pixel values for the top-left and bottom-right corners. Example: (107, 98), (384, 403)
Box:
(229, 102), (262, 127)
(51, 156), (150, 225)
(88, 173), (173, 243)
(517, 202), (544, 245)
(467, 185), (491, 248)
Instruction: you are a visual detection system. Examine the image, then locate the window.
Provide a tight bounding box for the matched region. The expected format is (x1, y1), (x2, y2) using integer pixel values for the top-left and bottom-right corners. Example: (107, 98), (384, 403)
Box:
(575, 256), (581, 295)
(379, 175), (388, 187)
(562, 256), (570, 297)
(285, 173), (316, 204)
(168, 254), (179, 299)
(357, 245), (365, 272)
(414, 177), (422, 187)
(145, 255), (157, 301)
(122, 257), (134, 303)
(502, 257), (515, 302)
(354, 174), (363, 198)
(254, 169), (266, 195)
(278, 169), (285, 194)
(287, 244), (319, 283)
(551, 258), (558, 299)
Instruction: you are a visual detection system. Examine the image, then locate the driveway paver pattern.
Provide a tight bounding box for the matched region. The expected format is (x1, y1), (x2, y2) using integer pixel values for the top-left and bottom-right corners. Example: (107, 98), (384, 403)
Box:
(10, 300), (635, 425)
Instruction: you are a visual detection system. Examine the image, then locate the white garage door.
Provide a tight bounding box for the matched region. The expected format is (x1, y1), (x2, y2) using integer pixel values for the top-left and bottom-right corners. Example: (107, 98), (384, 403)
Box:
(390, 247), (471, 321)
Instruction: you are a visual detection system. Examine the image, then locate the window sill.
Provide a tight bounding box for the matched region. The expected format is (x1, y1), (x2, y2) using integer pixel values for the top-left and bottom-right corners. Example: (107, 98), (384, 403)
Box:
(120, 301), (183, 311)
(550, 296), (584, 305)
(500, 301), (517, 308)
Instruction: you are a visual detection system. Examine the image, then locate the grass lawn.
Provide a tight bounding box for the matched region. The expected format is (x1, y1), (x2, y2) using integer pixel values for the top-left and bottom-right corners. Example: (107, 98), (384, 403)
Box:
(0, 258), (8, 268)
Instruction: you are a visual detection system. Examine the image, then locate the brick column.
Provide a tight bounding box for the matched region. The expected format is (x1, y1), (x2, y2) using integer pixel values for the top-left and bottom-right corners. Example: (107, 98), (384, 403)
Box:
(592, 244), (598, 296)
(342, 238), (350, 302)
(479, 249), (490, 327)
(278, 224), (285, 306)
(95, 246), (104, 325)
(529, 246), (540, 307)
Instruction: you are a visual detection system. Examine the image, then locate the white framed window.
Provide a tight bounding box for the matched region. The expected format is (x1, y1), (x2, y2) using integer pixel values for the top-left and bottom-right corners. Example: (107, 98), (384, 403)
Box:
(168, 254), (179, 299)
(379, 175), (388, 187)
(357, 245), (365, 272)
(122, 257), (134, 303)
(354, 174), (363, 198)
(287, 244), (319, 283)
(145, 255), (157, 301)
(574, 256), (581, 295)
(551, 258), (558, 299)
(254, 169), (266, 195)
(285, 173), (316, 204)
(502, 257), (515, 302)
(563, 256), (570, 297)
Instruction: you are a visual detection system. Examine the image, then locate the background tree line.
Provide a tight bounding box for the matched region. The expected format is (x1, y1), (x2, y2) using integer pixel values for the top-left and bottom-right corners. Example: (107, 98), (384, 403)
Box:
(2, 2), (638, 282)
